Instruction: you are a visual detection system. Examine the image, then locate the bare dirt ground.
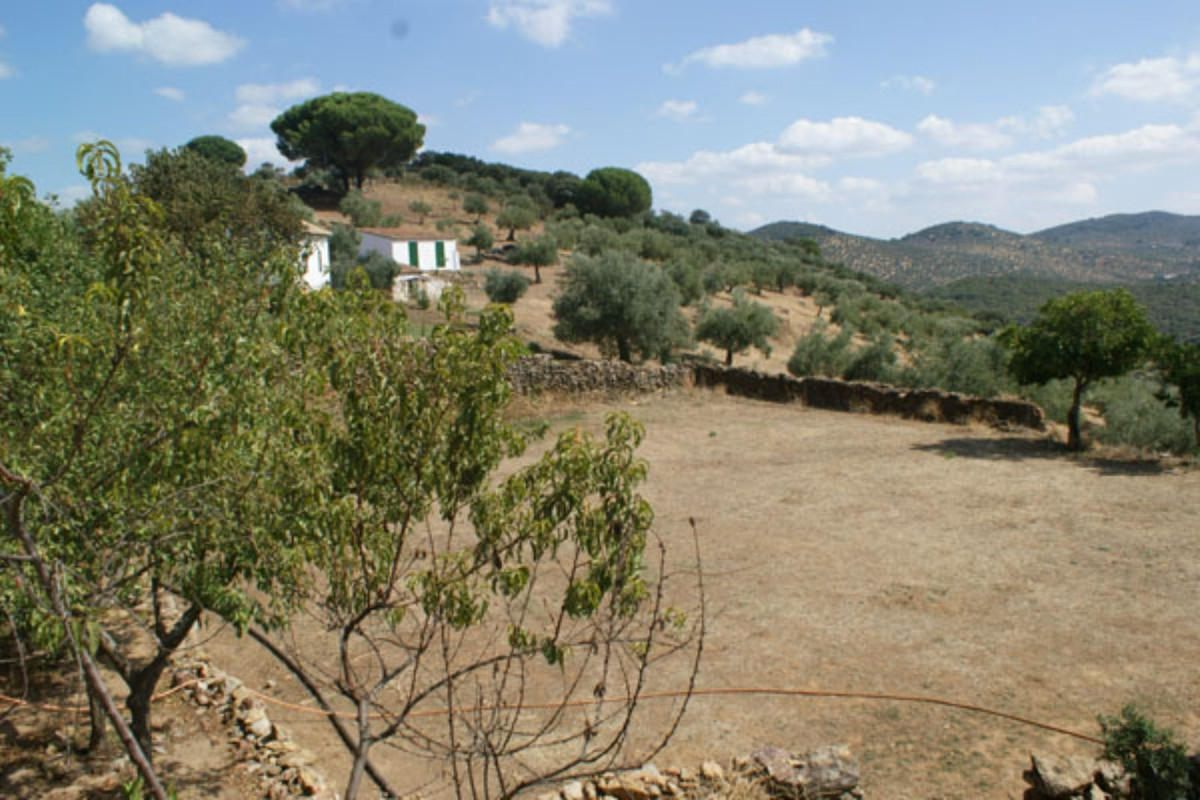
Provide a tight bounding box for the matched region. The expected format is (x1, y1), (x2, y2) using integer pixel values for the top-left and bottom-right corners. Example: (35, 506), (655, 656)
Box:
(194, 390), (1200, 799)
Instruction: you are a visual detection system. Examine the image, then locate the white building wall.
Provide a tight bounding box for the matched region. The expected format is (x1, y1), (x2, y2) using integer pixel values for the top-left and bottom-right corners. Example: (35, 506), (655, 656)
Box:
(359, 233), (461, 272)
(301, 235), (331, 290)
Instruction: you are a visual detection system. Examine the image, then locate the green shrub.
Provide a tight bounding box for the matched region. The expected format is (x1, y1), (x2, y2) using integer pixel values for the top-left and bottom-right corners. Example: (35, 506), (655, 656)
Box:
(484, 269), (532, 304)
(843, 334), (898, 383)
(902, 335), (1012, 397)
(788, 322), (854, 378)
(1091, 375), (1196, 454)
(1099, 705), (1196, 800)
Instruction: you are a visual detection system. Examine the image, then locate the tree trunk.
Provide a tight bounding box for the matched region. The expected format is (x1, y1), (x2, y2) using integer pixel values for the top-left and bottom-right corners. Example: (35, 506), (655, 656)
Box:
(1068, 379), (1086, 451)
(724, 349), (733, 367)
(533, 264), (542, 284)
(344, 699), (373, 800)
(617, 338), (631, 364)
(127, 603), (202, 760)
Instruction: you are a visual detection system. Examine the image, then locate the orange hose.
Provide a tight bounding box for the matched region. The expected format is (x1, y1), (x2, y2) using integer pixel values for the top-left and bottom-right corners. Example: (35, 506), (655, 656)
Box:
(0, 682), (1103, 744)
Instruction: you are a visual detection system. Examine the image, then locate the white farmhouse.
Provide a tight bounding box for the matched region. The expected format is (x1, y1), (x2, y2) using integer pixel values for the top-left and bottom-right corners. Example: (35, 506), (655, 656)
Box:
(358, 228), (462, 272)
(299, 220), (333, 290)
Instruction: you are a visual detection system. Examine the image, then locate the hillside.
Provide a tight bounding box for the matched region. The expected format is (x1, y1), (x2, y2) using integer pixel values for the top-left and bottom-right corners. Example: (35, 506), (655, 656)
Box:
(923, 274), (1200, 343)
(750, 215), (1200, 289)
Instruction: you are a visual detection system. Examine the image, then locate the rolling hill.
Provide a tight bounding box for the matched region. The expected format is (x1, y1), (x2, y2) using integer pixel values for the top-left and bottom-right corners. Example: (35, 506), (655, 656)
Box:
(751, 213), (1200, 289)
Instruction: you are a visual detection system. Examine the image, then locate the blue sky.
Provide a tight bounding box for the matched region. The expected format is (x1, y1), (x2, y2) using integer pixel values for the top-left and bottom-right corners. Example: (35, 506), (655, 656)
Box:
(3, 1), (1200, 238)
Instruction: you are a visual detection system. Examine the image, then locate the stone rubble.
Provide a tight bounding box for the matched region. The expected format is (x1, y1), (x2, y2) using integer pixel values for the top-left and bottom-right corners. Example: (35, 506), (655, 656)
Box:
(533, 746), (864, 800)
(171, 659), (337, 799)
(1022, 752), (1131, 800)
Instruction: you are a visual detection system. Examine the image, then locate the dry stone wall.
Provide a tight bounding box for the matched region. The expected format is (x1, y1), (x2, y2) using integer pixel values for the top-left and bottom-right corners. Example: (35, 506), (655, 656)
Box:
(508, 356), (1046, 431)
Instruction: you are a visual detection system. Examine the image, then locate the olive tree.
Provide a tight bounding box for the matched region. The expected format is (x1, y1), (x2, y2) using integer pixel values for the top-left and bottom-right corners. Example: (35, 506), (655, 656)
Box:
(1004, 289), (1156, 450)
(695, 290), (780, 366)
(271, 92), (425, 193)
(553, 251), (690, 363)
(509, 234), (557, 283)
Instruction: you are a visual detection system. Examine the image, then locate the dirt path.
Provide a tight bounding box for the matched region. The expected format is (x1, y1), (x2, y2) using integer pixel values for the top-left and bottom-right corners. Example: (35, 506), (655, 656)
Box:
(197, 389), (1199, 799)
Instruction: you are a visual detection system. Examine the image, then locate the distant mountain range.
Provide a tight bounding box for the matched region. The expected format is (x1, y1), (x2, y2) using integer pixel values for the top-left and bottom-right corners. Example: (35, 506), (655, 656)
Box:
(750, 212), (1200, 289)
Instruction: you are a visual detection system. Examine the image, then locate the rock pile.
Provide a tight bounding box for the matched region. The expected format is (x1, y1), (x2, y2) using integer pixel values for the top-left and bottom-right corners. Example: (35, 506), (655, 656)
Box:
(172, 660), (335, 799)
(1022, 753), (1130, 799)
(535, 746), (863, 800)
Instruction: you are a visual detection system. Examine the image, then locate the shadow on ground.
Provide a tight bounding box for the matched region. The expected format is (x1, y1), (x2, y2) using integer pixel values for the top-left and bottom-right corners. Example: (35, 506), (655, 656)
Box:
(913, 436), (1169, 477)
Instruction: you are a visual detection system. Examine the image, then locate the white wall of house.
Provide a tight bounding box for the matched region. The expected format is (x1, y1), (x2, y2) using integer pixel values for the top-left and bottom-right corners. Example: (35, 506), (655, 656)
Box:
(301, 234), (331, 290)
(360, 231), (461, 272)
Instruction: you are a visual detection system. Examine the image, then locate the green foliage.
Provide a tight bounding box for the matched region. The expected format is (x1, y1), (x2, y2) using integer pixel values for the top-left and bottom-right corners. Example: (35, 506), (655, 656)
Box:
(695, 290), (780, 366)
(553, 251), (689, 363)
(409, 199), (432, 222)
(2, 142), (313, 757)
(574, 167), (652, 218)
(338, 190), (400, 228)
(124, 147), (301, 249)
(1090, 374), (1197, 454)
(484, 269), (532, 304)
(271, 92), (425, 192)
(788, 321), (855, 378)
(843, 333), (898, 383)
(467, 223), (495, 259)
(1157, 340), (1200, 449)
(509, 234), (557, 283)
(1005, 289), (1157, 449)
(1099, 705), (1196, 800)
(901, 334), (1012, 397)
(463, 193), (489, 221)
(496, 198), (537, 241)
(183, 135), (247, 168)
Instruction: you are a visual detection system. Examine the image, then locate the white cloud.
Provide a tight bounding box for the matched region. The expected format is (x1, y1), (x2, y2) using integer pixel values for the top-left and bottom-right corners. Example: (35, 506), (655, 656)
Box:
(1093, 54), (1200, 102)
(917, 114), (1015, 150)
(657, 99), (698, 121)
(778, 116), (912, 158)
(0, 62), (12, 80)
(235, 78), (319, 105)
(237, 137), (293, 169)
(486, 0), (612, 48)
(84, 3), (245, 67)
(917, 106), (1073, 150)
(229, 104), (279, 131)
(418, 113), (440, 128)
(670, 28), (831, 72)
(154, 86), (185, 101)
(639, 141), (828, 187)
(491, 122), (571, 154)
(229, 79), (320, 132)
(739, 90), (769, 106)
(881, 74), (936, 95)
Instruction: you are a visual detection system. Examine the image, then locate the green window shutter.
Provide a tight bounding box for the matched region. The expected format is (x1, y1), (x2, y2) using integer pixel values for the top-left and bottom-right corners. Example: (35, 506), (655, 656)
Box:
(435, 240), (446, 268)
(407, 241), (419, 267)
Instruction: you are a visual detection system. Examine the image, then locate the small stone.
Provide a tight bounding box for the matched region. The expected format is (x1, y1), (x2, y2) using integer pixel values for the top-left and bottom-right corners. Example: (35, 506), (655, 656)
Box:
(1095, 760), (1129, 796)
(584, 780), (598, 800)
(297, 765), (326, 795)
(562, 780), (586, 800)
(700, 761), (724, 783)
(536, 792), (560, 800)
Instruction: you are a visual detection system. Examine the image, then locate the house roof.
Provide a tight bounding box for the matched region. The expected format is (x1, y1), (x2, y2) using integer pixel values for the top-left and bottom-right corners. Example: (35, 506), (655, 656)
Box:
(301, 220), (332, 237)
(358, 227), (457, 243)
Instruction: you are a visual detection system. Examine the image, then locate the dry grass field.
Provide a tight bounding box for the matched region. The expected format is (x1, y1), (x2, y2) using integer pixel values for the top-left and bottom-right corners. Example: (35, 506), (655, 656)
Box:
(195, 389), (1200, 799)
